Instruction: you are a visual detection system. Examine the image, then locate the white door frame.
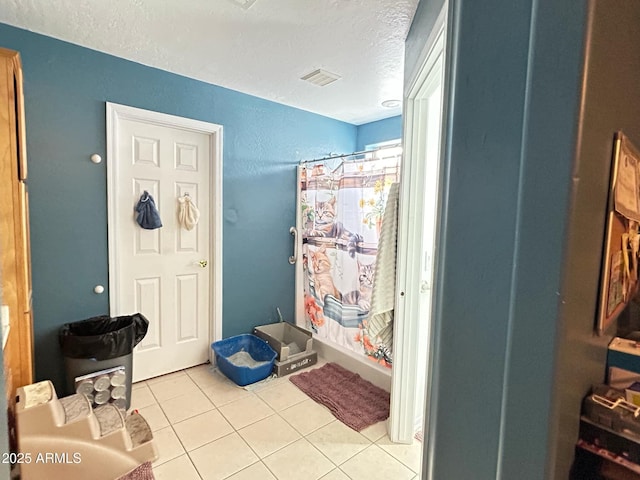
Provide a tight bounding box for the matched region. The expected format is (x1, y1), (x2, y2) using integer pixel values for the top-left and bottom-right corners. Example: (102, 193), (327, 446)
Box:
(106, 102), (223, 360)
(389, 4), (448, 445)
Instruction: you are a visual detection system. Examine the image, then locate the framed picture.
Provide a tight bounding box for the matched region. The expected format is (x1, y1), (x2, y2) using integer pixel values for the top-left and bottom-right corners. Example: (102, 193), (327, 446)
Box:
(597, 132), (640, 335)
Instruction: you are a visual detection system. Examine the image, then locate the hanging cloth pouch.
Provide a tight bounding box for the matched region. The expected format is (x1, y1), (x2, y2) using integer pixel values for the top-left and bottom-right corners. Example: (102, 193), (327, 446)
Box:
(135, 191), (162, 229)
(178, 194), (200, 231)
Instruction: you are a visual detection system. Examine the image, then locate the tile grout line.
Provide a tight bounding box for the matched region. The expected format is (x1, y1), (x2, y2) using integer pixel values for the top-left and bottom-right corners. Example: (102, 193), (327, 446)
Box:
(153, 366), (217, 424)
(184, 450), (205, 480)
(374, 439), (421, 474)
(155, 366), (279, 476)
(184, 431), (240, 480)
(176, 367), (340, 474)
(275, 408), (325, 438)
(146, 362), (405, 479)
(223, 379), (377, 471)
(185, 363), (260, 410)
(212, 387), (304, 464)
(217, 459), (271, 480)
(227, 430), (268, 477)
(139, 365), (235, 475)
(170, 405), (309, 465)
(235, 412), (304, 463)
(226, 384), (335, 452)
(159, 369), (214, 479)
(348, 442), (417, 476)
(259, 458), (280, 480)
(143, 370), (203, 475)
(305, 420), (373, 469)
(322, 467), (354, 480)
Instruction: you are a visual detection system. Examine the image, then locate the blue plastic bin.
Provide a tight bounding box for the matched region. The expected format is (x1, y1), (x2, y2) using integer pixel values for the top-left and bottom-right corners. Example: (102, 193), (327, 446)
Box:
(212, 334), (277, 386)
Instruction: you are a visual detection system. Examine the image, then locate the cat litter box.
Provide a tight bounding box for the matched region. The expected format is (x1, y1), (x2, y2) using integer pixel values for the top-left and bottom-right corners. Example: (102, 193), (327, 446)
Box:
(253, 322), (317, 376)
(211, 334), (277, 386)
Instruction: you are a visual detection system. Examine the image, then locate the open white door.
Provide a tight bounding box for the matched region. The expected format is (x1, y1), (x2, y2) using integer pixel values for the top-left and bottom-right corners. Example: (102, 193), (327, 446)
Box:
(390, 7), (447, 447)
(106, 103), (223, 382)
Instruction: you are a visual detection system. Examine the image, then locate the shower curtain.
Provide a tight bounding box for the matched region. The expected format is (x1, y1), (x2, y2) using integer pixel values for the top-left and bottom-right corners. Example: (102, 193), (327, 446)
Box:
(299, 152), (400, 368)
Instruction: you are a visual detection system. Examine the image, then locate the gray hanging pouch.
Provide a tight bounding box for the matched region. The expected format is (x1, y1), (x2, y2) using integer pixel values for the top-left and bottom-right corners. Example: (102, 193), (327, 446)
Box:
(135, 190), (163, 229)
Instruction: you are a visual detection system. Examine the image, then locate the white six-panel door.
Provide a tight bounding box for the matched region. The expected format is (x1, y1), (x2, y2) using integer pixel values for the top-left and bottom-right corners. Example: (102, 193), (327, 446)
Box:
(106, 103), (223, 382)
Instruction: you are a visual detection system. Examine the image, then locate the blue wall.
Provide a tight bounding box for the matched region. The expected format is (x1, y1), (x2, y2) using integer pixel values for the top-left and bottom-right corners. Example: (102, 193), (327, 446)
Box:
(547, 1), (640, 477)
(0, 23), (357, 390)
(409, 0), (589, 478)
(355, 115), (402, 151)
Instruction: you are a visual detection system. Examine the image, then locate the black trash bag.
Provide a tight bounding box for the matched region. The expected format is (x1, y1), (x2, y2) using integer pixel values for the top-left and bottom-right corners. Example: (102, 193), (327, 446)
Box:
(59, 313), (149, 361)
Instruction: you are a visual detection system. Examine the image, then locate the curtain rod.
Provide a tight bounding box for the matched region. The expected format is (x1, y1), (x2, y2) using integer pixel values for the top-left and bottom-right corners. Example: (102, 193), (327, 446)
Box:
(300, 142), (401, 165)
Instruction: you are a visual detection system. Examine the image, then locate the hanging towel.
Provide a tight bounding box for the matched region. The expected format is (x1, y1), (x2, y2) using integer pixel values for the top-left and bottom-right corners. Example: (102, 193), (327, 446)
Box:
(367, 182), (400, 359)
(134, 191), (162, 230)
(177, 194), (200, 231)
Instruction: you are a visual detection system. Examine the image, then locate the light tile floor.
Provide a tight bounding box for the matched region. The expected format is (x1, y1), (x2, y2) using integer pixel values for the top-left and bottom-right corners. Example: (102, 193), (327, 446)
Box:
(131, 359), (422, 480)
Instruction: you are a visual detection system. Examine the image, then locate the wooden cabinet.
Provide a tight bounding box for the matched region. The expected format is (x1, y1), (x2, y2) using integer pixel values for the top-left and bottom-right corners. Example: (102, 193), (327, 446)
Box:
(0, 47), (34, 407)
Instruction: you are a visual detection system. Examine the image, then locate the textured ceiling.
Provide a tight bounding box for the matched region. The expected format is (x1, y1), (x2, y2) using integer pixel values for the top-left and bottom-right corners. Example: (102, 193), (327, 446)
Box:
(0, 0), (419, 125)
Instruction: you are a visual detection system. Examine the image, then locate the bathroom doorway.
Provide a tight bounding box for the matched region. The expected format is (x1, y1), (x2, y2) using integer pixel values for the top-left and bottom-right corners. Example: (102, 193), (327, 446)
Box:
(389, 5), (447, 449)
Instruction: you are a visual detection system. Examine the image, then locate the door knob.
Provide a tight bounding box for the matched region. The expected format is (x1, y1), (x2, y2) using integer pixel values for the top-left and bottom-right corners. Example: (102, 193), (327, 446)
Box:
(198, 260), (208, 268)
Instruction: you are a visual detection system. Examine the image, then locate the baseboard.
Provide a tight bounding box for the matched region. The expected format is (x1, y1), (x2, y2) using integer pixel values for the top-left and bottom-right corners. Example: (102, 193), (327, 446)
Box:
(313, 337), (392, 391)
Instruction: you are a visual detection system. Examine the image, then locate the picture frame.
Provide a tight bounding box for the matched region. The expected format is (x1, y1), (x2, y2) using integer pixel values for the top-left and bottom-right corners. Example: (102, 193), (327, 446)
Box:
(597, 132), (640, 335)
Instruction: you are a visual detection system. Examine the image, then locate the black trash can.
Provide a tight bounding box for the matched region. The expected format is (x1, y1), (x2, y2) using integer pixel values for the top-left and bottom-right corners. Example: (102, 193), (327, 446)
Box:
(59, 313), (149, 410)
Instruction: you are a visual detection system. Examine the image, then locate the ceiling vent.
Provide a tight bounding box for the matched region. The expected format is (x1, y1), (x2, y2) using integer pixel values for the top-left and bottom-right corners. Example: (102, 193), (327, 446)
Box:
(300, 69), (341, 87)
(227, 0), (257, 9)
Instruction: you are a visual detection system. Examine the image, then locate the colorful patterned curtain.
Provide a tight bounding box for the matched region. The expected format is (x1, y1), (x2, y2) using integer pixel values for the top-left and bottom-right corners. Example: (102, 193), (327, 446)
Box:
(300, 149), (401, 368)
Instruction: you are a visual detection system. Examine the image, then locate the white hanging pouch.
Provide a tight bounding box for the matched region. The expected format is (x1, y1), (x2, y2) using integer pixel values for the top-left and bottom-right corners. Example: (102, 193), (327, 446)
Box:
(178, 194), (200, 231)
